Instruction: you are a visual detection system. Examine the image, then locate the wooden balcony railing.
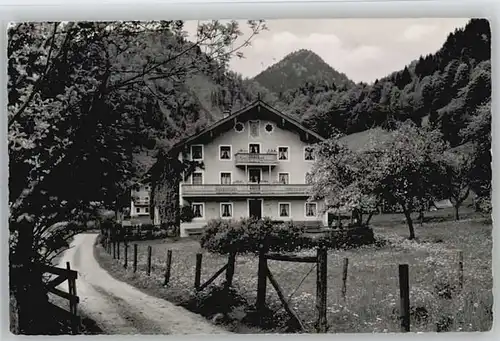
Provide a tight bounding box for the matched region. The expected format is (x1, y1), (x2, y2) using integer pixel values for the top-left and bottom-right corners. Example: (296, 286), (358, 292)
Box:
(182, 183), (312, 197)
(133, 199), (150, 205)
(234, 152), (278, 166)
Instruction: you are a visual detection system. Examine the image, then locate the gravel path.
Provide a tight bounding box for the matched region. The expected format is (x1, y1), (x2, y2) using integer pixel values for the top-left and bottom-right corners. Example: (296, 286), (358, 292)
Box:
(57, 233), (229, 335)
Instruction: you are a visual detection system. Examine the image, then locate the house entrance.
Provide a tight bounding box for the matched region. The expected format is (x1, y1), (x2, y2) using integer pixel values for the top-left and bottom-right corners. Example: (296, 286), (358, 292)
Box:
(249, 199), (262, 219)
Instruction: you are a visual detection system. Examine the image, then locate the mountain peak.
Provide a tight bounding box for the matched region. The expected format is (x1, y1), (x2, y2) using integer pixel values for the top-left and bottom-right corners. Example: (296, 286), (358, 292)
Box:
(253, 50), (354, 94)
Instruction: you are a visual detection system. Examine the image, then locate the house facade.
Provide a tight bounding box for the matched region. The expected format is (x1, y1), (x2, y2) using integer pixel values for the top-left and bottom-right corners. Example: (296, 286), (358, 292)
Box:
(163, 99), (328, 237)
(129, 183), (151, 218)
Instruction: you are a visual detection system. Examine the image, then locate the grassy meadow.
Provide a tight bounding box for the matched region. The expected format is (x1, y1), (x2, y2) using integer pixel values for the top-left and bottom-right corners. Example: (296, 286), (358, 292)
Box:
(95, 206), (493, 333)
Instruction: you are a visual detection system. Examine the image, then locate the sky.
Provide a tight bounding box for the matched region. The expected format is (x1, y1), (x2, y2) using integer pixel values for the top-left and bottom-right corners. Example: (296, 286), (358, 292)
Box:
(186, 18), (470, 84)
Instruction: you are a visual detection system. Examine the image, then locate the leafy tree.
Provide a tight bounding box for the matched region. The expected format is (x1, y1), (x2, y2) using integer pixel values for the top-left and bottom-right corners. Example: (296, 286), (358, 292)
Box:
(368, 122), (449, 239)
(442, 150), (474, 220)
(460, 101), (491, 202)
(308, 139), (379, 227)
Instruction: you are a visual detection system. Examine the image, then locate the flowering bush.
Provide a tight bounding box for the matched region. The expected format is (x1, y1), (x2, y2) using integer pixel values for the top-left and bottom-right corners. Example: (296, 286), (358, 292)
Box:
(200, 218), (375, 254)
(200, 217), (308, 254)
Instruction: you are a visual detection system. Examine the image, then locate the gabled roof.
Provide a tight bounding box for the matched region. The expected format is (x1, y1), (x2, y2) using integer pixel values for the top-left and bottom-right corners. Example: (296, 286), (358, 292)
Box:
(169, 99), (325, 153)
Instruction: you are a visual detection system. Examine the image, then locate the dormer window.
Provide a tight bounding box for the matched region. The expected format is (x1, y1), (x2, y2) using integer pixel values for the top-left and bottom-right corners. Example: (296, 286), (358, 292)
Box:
(191, 145), (203, 160)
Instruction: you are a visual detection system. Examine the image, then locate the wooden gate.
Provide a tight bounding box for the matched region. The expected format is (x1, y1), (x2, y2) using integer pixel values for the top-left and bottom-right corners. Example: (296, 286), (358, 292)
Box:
(43, 262), (80, 334)
(256, 247), (328, 333)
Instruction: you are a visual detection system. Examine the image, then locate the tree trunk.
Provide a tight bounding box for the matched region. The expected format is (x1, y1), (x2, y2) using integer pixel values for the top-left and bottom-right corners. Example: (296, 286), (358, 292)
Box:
(10, 221), (49, 334)
(402, 209), (416, 240)
(365, 211), (375, 226)
(418, 210), (424, 226)
(454, 205), (460, 221)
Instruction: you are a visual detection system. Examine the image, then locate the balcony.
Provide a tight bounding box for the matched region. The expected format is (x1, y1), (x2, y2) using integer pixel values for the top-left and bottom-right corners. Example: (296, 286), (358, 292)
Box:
(133, 199), (150, 206)
(181, 183), (312, 197)
(234, 152), (278, 167)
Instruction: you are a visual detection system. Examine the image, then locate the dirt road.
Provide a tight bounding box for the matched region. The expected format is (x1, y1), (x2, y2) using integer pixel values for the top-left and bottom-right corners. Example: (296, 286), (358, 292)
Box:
(57, 233), (229, 335)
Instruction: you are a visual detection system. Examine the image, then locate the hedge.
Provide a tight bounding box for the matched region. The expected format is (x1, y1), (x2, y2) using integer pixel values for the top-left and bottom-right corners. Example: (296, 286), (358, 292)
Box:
(200, 217), (375, 254)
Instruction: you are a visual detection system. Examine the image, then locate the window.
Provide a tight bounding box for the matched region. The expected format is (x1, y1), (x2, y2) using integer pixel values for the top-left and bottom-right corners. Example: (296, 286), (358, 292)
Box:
(219, 145), (232, 160)
(249, 169), (261, 183)
(278, 146), (289, 161)
(220, 203), (233, 218)
(249, 143), (260, 154)
(305, 202), (317, 217)
(265, 123), (274, 133)
(136, 207), (140, 213)
(249, 120), (260, 137)
(235, 122), (244, 133)
(304, 146), (315, 161)
(192, 203), (204, 218)
(305, 172), (313, 184)
(279, 203), (290, 218)
(192, 172), (203, 185)
(191, 145), (203, 160)
(278, 173), (289, 184)
(220, 172), (232, 185)
(145, 207), (149, 213)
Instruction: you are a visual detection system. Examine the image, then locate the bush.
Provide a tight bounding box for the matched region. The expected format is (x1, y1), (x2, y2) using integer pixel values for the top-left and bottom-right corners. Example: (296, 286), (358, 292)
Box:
(200, 218), (307, 254)
(200, 217), (374, 254)
(312, 227), (375, 249)
(180, 205), (195, 223)
(183, 283), (248, 318)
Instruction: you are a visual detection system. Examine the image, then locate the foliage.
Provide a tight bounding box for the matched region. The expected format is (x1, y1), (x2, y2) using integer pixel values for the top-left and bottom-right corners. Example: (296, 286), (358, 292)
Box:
(368, 122), (450, 239)
(180, 205), (195, 223)
(200, 218), (375, 254)
(183, 284), (249, 319)
(310, 121), (450, 239)
(200, 218), (307, 254)
(313, 227), (375, 249)
(442, 149), (474, 220)
(308, 139), (379, 225)
(460, 100), (491, 200)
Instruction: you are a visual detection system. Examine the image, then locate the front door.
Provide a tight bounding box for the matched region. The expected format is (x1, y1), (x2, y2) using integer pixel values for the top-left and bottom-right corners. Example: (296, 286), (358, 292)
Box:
(249, 199), (262, 220)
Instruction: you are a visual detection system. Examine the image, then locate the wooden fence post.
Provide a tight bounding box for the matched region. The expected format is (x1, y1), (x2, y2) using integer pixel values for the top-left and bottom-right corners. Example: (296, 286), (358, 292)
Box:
(256, 247), (268, 311)
(147, 246), (152, 276)
(225, 252), (236, 289)
(195, 253), (202, 289)
(399, 264), (410, 332)
(123, 242), (128, 269)
(164, 250), (172, 286)
(316, 247), (328, 333)
(133, 244), (138, 273)
(117, 241), (120, 260)
(458, 251), (464, 290)
(66, 262), (79, 335)
(342, 257), (349, 302)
